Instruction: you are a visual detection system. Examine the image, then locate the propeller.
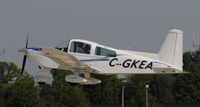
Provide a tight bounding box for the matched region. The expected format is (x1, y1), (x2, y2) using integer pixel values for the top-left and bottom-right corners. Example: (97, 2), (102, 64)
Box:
(21, 33), (29, 74)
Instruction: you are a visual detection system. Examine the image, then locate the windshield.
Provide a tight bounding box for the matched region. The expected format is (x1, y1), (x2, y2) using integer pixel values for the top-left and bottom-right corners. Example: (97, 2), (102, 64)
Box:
(55, 40), (68, 52)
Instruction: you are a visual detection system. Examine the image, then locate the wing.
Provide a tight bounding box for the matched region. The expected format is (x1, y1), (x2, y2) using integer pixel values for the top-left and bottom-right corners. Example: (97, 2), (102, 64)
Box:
(38, 48), (97, 73)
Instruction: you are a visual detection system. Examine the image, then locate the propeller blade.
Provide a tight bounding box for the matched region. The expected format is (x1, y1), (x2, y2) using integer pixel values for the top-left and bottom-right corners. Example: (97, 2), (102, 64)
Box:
(21, 55), (27, 74)
(26, 32), (29, 48)
(21, 33), (29, 74)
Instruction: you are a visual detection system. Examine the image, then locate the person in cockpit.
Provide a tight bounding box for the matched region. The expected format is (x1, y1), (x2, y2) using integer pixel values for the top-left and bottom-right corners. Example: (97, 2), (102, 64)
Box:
(77, 43), (84, 53)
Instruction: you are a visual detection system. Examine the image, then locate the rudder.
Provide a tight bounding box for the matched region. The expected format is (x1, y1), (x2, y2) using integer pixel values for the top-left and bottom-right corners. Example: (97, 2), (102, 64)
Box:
(159, 29), (183, 71)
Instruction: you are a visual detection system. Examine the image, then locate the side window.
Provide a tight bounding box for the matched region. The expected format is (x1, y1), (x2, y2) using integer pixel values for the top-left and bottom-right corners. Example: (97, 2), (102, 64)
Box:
(95, 46), (116, 57)
(70, 41), (91, 54)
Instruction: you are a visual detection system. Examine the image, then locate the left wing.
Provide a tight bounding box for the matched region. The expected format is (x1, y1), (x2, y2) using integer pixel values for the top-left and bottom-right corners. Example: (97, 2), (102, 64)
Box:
(38, 48), (97, 73)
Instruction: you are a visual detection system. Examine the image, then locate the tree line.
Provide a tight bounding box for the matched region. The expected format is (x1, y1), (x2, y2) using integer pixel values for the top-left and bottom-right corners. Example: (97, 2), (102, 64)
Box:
(0, 48), (200, 107)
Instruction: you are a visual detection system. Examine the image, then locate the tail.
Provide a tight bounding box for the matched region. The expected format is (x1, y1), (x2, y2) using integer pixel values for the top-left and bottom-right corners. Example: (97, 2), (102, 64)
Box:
(159, 29), (183, 71)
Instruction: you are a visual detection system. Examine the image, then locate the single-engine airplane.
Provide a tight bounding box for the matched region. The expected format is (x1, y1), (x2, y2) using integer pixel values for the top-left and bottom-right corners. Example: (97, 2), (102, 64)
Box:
(19, 28), (183, 85)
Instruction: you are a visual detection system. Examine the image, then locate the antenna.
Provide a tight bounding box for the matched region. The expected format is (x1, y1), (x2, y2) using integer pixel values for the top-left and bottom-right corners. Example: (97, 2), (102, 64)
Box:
(193, 32), (198, 49)
(2, 48), (5, 55)
(0, 48), (5, 59)
(126, 41), (135, 50)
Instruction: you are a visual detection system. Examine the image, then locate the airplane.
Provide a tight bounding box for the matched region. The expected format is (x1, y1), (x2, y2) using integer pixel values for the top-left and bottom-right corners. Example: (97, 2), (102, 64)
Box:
(19, 28), (183, 85)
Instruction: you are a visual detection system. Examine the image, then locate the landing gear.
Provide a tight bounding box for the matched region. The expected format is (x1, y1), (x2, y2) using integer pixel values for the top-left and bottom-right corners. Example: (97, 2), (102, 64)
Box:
(65, 72), (87, 83)
(65, 72), (101, 85)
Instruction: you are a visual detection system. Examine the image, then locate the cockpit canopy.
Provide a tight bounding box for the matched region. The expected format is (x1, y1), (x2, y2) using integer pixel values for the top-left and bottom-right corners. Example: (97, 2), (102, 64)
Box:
(56, 39), (117, 57)
(70, 41), (91, 54)
(95, 46), (116, 57)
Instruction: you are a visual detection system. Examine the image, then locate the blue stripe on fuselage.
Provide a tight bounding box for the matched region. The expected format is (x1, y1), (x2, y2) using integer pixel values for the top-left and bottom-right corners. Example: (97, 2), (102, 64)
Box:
(153, 61), (169, 66)
(80, 59), (109, 62)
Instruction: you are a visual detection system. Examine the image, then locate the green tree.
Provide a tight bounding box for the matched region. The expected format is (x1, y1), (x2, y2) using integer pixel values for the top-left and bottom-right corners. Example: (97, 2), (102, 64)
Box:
(83, 74), (122, 105)
(0, 83), (10, 107)
(40, 69), (90, 107)
(57, 86), (90, 107)
(0, 62), (22, 106)
(0, 61), (40, 107)
(173, 49), (200, 103)
(6, 74), (40, 107)
(150, 75), (176, 104)
(39, 84), (59, 107)
(0, 62), (21, 84)
(125, 75), (160, 107)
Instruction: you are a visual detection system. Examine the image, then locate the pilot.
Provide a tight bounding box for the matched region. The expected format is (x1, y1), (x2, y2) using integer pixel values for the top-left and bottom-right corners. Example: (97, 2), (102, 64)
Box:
(77, 43), (84, 53)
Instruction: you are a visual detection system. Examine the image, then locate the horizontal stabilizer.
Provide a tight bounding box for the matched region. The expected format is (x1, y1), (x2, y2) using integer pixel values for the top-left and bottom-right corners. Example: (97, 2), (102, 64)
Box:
(153, 67), (184, 74)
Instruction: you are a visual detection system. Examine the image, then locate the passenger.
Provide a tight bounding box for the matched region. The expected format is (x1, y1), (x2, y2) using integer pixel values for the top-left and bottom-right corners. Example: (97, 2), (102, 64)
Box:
(84, 44), (90, 54)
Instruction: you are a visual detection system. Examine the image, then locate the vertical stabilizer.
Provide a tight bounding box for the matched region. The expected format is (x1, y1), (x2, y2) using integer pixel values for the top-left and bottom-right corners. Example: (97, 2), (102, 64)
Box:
(159, 29), (183, 71)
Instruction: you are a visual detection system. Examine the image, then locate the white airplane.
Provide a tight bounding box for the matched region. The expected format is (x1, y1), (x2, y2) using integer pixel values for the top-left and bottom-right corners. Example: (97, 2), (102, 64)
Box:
(19, 28), (183, 85)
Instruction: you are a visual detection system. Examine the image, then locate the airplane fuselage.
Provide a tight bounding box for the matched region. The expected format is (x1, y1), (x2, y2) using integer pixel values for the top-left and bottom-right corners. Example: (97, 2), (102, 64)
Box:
(69, 51), (171, 74)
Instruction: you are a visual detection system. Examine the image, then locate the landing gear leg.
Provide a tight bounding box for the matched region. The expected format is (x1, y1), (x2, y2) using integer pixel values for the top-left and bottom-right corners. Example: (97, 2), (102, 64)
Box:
(84, 72), (90, 79)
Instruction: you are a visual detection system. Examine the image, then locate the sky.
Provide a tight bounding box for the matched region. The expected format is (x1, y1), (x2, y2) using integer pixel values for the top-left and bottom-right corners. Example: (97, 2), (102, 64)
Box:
(0, 0), (200, 76)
